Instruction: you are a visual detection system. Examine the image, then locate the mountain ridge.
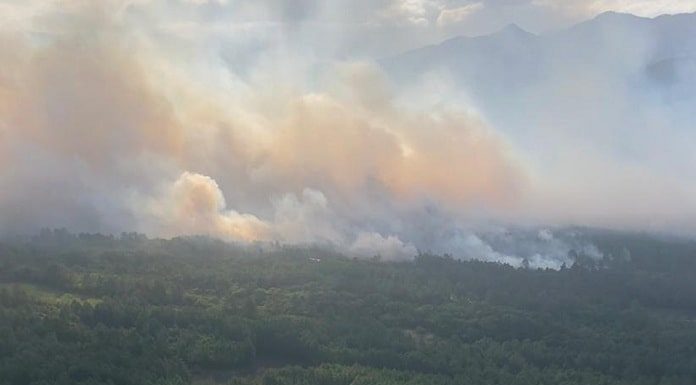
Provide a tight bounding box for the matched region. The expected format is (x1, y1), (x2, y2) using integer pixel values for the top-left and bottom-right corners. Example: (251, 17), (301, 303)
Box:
(385, 11), (696, 63)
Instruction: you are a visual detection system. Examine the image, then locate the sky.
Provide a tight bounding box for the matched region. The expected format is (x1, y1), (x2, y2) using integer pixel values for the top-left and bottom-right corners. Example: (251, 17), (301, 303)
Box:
(1, 0), (696, 266)
(4, 1), (696, 56)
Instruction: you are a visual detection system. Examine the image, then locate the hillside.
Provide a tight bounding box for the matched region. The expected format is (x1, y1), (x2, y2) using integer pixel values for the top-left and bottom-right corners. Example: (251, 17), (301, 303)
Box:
(381, 11), (696, 145)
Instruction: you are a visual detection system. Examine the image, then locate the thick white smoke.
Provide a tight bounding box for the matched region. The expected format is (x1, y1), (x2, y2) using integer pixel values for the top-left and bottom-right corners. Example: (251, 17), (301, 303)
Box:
(0, 0), (694, 266)
(0, 1), (527, 262)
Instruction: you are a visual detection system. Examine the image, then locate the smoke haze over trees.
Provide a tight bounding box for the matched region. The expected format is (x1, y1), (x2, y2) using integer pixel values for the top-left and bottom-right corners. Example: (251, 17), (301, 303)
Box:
(1, 1), (696, 263)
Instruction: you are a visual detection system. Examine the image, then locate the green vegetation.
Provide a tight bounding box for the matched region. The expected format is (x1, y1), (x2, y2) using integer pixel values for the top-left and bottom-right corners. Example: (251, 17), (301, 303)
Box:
(2, 230), (696, 385)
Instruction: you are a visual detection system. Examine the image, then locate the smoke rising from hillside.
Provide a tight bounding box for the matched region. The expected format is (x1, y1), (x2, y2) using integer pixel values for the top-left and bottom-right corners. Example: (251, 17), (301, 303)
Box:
(0, 1), (694, 266)
(0, 1), (527, 263)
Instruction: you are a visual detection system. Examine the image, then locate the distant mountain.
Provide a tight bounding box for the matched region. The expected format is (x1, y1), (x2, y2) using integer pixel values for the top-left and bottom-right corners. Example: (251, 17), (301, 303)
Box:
(382, 22), (544, 100)
(380, 11), (696, 142)
(382, 12), (696, 93)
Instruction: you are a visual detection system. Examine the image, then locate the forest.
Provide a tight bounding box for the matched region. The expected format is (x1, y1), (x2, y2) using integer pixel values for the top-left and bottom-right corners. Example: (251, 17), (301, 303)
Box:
(2, 229), (696, 385)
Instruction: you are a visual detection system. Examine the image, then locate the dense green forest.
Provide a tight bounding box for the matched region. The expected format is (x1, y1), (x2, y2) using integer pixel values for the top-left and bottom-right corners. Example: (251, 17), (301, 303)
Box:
(2, 229), (696, 385)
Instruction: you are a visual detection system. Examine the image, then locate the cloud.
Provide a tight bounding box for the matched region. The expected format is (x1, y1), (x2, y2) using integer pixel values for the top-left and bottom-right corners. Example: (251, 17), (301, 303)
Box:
(590, 0), (696, 17)
(384, 0), (438, 26)
(437, 2), (484, 26)
(183, 0), (229, 5)
(533, 0), (696, 18)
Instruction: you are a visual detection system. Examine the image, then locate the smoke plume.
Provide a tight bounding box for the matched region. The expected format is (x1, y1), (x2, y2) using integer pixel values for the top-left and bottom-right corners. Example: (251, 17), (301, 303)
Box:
(0, 1), (526, 262)
(1, 0), (694, 266)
